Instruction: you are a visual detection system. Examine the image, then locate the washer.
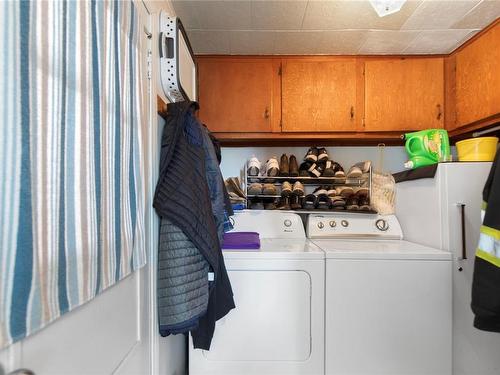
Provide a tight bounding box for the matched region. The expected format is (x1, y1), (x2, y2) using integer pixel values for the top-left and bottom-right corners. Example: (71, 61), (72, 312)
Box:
(189, 211), (325, 375)
(307, 213), (452, 375)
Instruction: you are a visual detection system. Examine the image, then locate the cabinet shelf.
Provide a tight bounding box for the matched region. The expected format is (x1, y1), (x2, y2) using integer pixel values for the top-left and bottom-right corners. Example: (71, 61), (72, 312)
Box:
(247, 175), (368, 186)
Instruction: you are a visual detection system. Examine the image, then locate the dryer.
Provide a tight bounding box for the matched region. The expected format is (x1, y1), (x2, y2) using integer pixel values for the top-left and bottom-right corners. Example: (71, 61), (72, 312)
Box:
(189, 210), (325, 375)
(307, 213), (452, 375)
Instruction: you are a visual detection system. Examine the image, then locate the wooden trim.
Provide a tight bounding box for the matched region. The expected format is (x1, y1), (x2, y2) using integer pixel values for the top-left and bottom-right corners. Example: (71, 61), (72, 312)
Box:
(157, 95), (168, 116)
(196, 54), (449, 60)
(449, 114), (500, 137)
(449, 17), (500, 55)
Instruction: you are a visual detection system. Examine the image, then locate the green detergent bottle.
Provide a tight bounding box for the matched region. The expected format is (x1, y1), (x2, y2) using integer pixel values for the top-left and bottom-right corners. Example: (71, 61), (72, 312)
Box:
(403, 129), (451, 169)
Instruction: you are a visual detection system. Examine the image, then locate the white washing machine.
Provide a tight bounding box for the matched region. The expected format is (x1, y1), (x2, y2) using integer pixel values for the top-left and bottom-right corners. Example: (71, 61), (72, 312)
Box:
(189, 210), (325, 375)
(307, 213), (452, 375)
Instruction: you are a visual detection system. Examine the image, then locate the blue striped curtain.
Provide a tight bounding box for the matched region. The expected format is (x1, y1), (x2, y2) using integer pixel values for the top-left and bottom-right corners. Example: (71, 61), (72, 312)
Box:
(0, 0), (147, 348)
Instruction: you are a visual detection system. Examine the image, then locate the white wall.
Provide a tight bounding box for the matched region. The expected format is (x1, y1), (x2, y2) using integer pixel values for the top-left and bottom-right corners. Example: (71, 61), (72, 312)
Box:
(221, 146), (409, 179)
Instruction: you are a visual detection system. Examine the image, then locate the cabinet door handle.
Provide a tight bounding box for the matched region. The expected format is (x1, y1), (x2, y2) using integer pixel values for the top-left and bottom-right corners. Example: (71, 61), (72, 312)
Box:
(350, 106), (354, 120)
(436, 104), (442, 120)
(457, 203), (467, 260)
(264, 107), (270, 119)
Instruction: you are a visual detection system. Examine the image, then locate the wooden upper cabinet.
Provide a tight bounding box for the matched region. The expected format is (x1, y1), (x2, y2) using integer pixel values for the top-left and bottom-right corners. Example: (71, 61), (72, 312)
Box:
(196, 57), (280, 133)
(364, 58), (444, 132)
(281, 58), (361, 132)
(455, 23), (500, 128)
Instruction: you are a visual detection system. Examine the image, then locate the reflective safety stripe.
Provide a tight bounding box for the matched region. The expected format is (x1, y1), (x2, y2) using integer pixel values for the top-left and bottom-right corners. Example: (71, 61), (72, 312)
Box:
(476, 224), (500, 267)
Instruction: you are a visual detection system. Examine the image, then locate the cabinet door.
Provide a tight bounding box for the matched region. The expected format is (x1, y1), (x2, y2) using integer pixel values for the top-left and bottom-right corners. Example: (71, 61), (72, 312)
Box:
(197, 58), (280, 133)
(456, 24), (500, 128)
(281, 58), (360, 132)
(364, 58), (444, 132)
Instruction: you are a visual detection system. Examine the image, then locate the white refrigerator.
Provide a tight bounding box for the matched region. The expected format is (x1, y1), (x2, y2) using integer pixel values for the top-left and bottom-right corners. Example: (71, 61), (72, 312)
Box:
(396, 162), (500, 375)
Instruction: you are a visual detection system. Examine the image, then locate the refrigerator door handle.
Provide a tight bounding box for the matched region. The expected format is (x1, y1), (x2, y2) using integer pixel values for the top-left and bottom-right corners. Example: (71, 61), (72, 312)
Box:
(457, 203), (467, 260)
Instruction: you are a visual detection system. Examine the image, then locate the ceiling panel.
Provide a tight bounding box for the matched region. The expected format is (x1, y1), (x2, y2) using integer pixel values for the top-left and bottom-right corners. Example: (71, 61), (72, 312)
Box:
(273, 31), (323, 54)
(316, 31), (369, 54)
(404, 29), (477, 54)
(229, 31), (276, 54)
(187, 30), (230, 54)
(302, 0), (422, 30)
(170, 0), (499, 55)
(358, 30), (420, 54)
(402, 0), (481, 30)
(251, 0), (308, 30)
(453, 0), (500, 29)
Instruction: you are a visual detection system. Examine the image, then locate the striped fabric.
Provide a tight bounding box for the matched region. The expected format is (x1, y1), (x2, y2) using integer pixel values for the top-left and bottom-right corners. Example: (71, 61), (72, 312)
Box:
(0, 0), (147, 349)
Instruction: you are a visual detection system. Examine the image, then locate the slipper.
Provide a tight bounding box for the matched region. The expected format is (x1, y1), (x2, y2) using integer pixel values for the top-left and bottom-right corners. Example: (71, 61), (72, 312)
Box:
(317, 195), (331, 210)
(281, 181), (292, 197)
(299, 161), (313, 177)
(346, 197), (359, 210)
(336, 186), (354, 198)
(322, 160), (336, 177)
(266, 157), (280, 177)
(290, 194), (302, 210)
(303, 194), (318, 209)
(330, 195), (346, 209)
(304, 147), (319, 162)
(292, 181), (305, 196)
(247, 156), (261, 176)
(262, 183), (278, 195)
(277, 197), (291, 210)
(347, 165), (363, 179)
(317, 147), (329, 162)
(247, 183), (263, 195)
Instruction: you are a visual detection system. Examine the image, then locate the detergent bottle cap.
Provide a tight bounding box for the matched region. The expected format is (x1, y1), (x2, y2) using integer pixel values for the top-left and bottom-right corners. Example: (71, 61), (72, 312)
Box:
(404, 160), (414, 169)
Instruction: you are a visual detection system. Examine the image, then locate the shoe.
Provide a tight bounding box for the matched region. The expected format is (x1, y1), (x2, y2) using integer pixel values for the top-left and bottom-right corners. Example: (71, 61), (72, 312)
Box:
(289, 155), (299, 177)
(264, 198), (278, 210)
(317, 147), (329, 162)
(247, 183), (263, 195)
(316, 162), (326, 176)
(354, 186), (369, 197)
(266, 157), (280, 177)
(290, 194), (302, 210)
(277, 197), (291, 210)
(330, 195), (346, 209)
(313, 186), (329, 197)
(226, 177), (246, 198)
(279, 154), (289, 177)
(346, 196), (359, 210)
(332, 162), (346, 178)
(316, 194), (331, 210)
(322, 160), (336, 177)
(304, 147), (319, 162)
(292, 181), (305, 196)
(281, 181), (292, 197)
(308, 163), (322, 178)
(247, 156), (261, 176)
(299, 161), (313, 177)
(262, 183), (277, 195)
(358, 196), (371, 211)
(249, 198), (264, 210)
(346, 162), (367, 179)
(303, 194), (317, 209)
(327, 187), (337, 197)
(336, 186), (354, 198)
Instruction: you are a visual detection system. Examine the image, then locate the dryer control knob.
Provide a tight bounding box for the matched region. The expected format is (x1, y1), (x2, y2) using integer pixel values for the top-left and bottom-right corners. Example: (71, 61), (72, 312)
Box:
(317, 222), (324, 229)
(284, 219), (292, 227)
(376, 219), (389, 231)
(329, 220), (336, 228)
(341, 220), (349, 227)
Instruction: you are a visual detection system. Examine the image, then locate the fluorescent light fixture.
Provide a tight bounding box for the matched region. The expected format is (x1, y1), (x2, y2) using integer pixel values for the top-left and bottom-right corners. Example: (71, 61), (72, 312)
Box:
(369, 0), (407, 17)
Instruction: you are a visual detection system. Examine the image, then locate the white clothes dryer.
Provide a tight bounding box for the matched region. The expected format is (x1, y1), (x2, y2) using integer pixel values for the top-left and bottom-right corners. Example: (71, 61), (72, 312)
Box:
(307, 213), (452, 375)
(189, 210), (325, 375)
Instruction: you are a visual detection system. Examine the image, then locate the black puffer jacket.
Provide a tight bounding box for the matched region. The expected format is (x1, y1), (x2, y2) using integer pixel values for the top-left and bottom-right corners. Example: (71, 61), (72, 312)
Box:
(154, 101), (235, 349)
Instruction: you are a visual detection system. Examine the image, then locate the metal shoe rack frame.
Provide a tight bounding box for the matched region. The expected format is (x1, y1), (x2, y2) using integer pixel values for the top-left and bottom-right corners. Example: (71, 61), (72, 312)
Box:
(243, 165), (375, 213)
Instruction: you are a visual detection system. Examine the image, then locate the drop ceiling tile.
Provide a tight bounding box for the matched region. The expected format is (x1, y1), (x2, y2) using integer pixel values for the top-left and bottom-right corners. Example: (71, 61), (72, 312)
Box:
(402, 0), (481, 30)
(171, 1), (201, 29)
(302, 0), (422, 30)
(273, 31), (323, 54)
(187, 30), (230, 54)
(403, 29), (477, 54)
(452, 0), (500, 29)
(229, 31), (276, 54)
(193, 1), (252, 30)
(358, 30), (420, 54)
(251, 0), (308, 30)
(317, 31), (369, 54)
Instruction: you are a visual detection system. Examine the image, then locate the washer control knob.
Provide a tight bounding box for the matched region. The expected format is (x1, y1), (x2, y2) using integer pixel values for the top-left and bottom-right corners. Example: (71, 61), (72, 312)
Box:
(376, 219), (389, 231)
(317, 222), (324, 229)
(341, 220), (349, 227)
(284, 219), (292, 227)
(329, 220), (336, 228)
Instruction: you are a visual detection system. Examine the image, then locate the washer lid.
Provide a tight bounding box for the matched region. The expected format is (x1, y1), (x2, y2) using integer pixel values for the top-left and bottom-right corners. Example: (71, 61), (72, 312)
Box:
(223, 239), (324, 260)
(312, 239), (451, 260)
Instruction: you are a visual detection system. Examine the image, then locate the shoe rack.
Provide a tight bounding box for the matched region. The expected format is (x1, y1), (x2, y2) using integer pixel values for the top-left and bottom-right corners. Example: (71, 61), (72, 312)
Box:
(244, 165), (375, 213)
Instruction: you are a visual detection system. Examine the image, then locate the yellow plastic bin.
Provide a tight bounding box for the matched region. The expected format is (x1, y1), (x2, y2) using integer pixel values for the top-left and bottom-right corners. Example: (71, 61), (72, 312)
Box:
(456, 137), (499, 162)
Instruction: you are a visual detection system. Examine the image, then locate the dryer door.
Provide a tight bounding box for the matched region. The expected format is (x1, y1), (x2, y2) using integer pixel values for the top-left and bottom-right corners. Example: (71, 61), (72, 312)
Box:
(205, 269), (311, 361)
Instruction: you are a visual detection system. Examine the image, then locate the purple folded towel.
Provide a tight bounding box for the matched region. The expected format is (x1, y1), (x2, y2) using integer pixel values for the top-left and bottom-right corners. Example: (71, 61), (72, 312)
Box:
(222, 232), (261, 250)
